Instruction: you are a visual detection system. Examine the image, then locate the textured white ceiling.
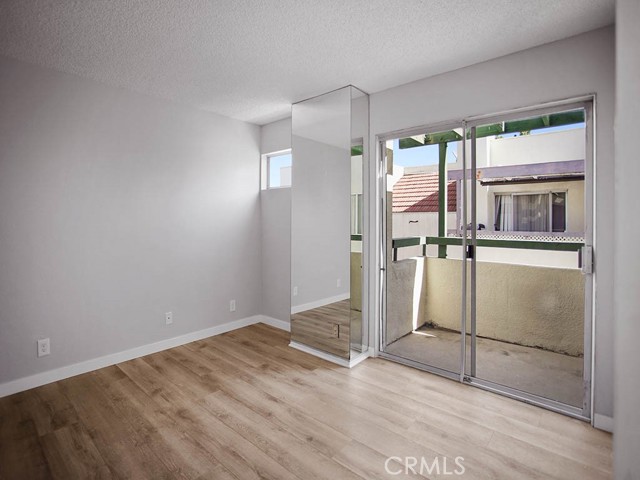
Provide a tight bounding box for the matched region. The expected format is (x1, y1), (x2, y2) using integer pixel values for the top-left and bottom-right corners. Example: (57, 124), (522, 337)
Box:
(0, 0), (614, 125)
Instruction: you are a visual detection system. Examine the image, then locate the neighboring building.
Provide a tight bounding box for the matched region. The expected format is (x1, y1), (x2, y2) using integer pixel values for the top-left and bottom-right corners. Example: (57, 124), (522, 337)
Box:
(392, 171), (457, 259)
(392, 127), (585, 266)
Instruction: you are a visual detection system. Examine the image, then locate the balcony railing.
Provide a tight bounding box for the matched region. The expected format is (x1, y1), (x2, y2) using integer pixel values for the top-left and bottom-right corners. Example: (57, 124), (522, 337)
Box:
(391, 235), (584, 262)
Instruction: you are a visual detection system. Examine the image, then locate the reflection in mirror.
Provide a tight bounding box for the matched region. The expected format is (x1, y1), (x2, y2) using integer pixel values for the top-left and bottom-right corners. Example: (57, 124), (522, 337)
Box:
(291, 87), (351, 358)
(290, 86), (369, 360)
(349, 86), (369, 355)
(350, 145), (363, 353)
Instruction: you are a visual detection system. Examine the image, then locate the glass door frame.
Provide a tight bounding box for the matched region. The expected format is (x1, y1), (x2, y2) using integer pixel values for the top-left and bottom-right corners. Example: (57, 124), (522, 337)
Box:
(377, 96), (595, 421)
(463, 98), (594, 420)
(378, 119), (468, 383)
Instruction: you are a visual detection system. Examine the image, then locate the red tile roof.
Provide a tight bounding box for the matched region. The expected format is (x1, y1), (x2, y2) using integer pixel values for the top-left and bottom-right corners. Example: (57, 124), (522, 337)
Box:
(392, 173), (457, 213)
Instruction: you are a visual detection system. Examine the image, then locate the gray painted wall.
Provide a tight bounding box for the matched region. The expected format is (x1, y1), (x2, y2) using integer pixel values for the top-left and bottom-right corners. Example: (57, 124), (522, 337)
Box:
(259, 188), (291, 321)
(291, 135), (351, 308)
(260, 118), (292, 322)
(0, 55), (262, 385)
(291, 88), (352, 310)
(368, 26), (615, 420)
(614, 0), (640, 476)
(261, 117), (292, 155)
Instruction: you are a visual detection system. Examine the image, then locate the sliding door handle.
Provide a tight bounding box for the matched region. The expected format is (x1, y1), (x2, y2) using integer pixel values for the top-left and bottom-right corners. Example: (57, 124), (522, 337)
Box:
(466, 245), (475, 260)
(579, 245), (593, 274)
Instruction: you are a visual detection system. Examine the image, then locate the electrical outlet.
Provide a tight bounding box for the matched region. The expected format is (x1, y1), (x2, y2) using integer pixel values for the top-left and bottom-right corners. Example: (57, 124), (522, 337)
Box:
(336, 278), (341, 288)
(37, 338), (50, 357)
(293, 286), (298, 296)
(230, 300), (236, 312)
(332, 324), (340, 338)
(165, 312), (173, 325)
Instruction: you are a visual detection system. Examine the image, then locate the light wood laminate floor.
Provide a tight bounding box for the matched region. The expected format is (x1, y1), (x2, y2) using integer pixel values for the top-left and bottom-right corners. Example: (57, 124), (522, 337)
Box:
(291, 300), (352, 357)
(0, 323), (612, 479)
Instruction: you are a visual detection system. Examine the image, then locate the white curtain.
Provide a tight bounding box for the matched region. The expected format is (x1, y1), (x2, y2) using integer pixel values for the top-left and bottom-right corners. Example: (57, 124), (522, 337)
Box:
(513, 194), (548, 231)
(494, 194), (513, 231)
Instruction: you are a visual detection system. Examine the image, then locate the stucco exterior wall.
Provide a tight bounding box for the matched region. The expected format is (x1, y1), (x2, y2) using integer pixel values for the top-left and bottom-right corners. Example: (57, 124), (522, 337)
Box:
(423, 258), (585, 356)
(386, 256), (427, 343)
(488, 128), (585, 167)
(350, 252), (362, 312)
(386, 256), (585, 356)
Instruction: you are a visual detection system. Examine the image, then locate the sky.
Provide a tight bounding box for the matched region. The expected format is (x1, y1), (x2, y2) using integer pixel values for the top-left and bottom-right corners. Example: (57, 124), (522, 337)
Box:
(392, 123), (584, 167)
(269, 153), (291, 187)
(392, 139), (459, 167)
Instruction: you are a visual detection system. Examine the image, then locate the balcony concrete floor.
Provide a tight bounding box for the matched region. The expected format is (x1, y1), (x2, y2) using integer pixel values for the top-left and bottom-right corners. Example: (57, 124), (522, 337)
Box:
(384, 325), (583, 407)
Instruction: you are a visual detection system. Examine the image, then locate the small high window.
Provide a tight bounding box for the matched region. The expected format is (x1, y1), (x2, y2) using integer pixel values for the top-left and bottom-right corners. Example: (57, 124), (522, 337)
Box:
(262, 150), (292, 189)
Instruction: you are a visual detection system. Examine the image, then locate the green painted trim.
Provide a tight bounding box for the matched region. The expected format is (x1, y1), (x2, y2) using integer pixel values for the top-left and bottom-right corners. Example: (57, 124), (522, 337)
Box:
(392, 236), (583, 252)
(351, 145), (363, 156)
(398, 110), (585, 149)
(503, 111), (584, 135)
(399, 130), (462, 149)
(398, 137), (424, 149)
(350, 234), (362, 241)
(393, 237), (426, 248)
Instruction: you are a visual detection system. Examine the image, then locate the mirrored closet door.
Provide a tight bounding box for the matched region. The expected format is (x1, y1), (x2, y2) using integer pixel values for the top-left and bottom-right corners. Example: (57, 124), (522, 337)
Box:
(290, 86), (369, 361)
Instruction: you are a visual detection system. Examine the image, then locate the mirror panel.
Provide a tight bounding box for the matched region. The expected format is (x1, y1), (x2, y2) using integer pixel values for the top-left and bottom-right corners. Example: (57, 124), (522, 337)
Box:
(291, 87), (352, 358)
(350, 87), (369, 354)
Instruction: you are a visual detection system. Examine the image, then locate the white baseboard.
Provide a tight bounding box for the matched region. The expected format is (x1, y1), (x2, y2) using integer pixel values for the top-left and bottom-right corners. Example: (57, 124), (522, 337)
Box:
(259, 315), (291, 332)
(349, 347), (375, 367)
(593, 413), (614, 432)
(291, 293), (350, 314)
(289, 341), (351, 367)
(289, 341), (373, 368)
(0, 314), (290, 399)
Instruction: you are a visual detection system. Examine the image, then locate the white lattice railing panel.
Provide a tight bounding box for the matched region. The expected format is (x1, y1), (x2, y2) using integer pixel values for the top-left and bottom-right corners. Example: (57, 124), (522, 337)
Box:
(448, 231), (584, 243)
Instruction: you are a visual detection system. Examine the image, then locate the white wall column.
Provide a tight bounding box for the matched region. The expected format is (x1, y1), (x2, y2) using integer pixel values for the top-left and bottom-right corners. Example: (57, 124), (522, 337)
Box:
(614, 0), (640, 477)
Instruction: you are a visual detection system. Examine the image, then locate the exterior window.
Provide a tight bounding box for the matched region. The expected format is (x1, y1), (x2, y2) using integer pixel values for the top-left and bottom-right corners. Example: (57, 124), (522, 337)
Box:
(495, 192), (566, 232)
(551, 192), (567, 232)
(262, 150), (292, 189)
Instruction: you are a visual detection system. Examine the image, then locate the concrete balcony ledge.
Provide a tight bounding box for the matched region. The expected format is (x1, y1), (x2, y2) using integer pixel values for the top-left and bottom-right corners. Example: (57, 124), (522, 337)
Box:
(387, 257), (584, 356)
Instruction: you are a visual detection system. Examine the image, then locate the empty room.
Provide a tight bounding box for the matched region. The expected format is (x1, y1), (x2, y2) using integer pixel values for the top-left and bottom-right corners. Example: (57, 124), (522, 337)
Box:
(1, 1), (638, 479)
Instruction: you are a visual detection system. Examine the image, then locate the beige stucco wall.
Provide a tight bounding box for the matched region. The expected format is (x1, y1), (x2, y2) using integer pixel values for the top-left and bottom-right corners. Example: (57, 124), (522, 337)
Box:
(386, 256), (427, 343)
(386, 191), (427, 342)
(350, 252), (362, 312)
(386, 256), (585, 356)
(488, 128), (586, 167)
(423, 258), (585, 356)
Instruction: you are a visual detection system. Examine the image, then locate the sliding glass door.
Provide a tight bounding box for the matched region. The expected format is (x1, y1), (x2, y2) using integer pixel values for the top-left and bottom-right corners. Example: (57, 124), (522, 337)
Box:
(381, 123), (465, 378)
(464, 102), (593, 417)
(380, 99), (593, 419)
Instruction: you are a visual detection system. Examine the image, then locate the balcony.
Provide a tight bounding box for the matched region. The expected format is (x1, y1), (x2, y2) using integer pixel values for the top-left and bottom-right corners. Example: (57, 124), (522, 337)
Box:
(385, 237), (586, 407)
